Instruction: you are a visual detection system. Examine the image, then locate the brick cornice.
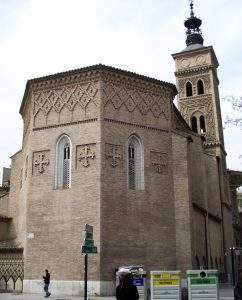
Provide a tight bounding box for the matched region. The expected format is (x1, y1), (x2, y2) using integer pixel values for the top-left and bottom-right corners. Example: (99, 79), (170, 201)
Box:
(20, 64), (177, 115)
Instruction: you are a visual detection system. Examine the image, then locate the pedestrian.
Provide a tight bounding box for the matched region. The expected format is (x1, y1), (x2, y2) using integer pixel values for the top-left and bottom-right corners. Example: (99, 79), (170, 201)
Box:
(43, 269), (51, 298)
(235, 269), (242, 300)
(116, 273), (139, 300)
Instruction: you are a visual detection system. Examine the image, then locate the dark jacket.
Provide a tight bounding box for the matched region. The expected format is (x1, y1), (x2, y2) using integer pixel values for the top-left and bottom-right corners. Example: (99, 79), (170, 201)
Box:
(43, 272), (50, 284)
(235, 284), (242, 300)
(116, 284), (139, 300)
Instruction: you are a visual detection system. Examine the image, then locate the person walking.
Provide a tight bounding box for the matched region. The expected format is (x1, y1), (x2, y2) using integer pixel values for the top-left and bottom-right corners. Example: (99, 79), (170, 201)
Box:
(116, 273), (139, 300)
(235, 269), (242, 300)
(43, 269), (51, 298)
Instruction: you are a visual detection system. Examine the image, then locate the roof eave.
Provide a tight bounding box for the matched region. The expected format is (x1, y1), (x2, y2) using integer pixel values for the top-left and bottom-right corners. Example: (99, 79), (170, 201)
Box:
(19, 64), (177, 115)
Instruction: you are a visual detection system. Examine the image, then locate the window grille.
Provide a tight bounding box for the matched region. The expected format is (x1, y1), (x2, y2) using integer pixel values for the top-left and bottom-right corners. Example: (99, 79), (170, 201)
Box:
(128, 135), (144, 190)
(128, 145), (135, 189)
(55, 135), (71, 189)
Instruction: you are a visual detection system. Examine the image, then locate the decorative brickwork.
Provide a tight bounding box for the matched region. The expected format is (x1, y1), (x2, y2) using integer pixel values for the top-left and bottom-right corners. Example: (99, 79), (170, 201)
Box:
(150, 151), (168, 174)
(0, 252), (23, 292)
(103, 81), (169, 119)
(76, 144), (96, 168)
(178, 73), (211, 97)
(32, 151), (50, 175)
(179, 95), (216, 141)
(32, 81), (99, 127)
(105, 144), (123, 167)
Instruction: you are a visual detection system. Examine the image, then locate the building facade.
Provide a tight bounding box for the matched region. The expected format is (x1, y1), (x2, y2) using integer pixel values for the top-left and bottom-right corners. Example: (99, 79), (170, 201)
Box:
(0, 2), (241, 296)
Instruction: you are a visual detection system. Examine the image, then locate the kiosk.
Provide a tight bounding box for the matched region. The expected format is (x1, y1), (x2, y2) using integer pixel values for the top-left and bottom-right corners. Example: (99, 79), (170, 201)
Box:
(116, 266), (147, 299)
(187, 270), (219, 300)
(150, 271), (181, 300)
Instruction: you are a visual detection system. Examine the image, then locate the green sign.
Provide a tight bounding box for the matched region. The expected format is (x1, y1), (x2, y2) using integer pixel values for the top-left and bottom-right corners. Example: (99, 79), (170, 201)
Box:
(81, 224), (97, 254)
(81, 245), (97, 254)
(191, 278), (216, 285)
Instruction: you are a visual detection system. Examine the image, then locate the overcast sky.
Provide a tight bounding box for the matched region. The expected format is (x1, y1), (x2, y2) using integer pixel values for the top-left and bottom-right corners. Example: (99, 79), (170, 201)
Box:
(0, 0), (241, 172)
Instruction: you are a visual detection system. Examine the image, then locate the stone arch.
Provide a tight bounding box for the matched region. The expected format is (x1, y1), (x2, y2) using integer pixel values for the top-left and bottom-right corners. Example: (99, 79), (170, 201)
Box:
(0, 277), (6, 291)
(14, 277), (23, 292)
(6, 277), (14, 291)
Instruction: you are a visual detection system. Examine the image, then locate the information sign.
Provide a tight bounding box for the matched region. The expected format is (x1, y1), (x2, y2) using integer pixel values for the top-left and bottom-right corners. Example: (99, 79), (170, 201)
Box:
(187, 270), (219, 300)
(150, 271), (181, 300)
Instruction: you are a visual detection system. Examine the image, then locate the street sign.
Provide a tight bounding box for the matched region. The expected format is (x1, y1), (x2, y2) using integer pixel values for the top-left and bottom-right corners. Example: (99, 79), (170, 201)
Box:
(81, 224), (97, 254)
(81, 245), (97, 254)
(81, 224), (97, 300)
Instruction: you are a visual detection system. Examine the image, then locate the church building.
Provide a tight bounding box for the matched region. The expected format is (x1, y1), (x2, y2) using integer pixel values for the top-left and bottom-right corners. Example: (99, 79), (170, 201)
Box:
(1, 1), (242, 296)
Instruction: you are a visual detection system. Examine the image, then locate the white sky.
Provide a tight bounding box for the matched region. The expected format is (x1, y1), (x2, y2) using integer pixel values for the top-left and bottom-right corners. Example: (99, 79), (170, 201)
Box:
(0, 0), (241, 171)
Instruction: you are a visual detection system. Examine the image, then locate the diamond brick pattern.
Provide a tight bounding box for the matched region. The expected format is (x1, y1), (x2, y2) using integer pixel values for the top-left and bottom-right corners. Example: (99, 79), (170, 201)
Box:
(103, 82), (168, 119)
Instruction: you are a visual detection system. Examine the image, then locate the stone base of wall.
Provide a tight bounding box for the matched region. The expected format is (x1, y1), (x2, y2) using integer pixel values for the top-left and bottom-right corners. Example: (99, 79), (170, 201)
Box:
(23, 280), (115, 296)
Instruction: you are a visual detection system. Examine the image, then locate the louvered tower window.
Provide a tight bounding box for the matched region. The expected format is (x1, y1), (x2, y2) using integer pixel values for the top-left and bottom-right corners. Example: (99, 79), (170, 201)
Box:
(55, 135), (71, 189)
(128, 135), (144, 190)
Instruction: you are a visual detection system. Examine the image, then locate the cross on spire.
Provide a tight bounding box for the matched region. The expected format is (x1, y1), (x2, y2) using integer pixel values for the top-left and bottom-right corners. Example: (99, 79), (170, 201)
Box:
(79, 146), (95, 167)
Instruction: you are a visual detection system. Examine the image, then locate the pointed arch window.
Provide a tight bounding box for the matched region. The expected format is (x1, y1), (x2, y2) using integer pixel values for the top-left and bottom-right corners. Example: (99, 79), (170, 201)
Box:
(197, 79), (205, 95)
(191, 116), (198, 133)
(186, 81), (193, 97)
(195, 255), (200, 269)
(210, 256), (214, 269)
(55, 134), (71, 189)
(199, 115), (206, 133)
(128, 135), (144, 190)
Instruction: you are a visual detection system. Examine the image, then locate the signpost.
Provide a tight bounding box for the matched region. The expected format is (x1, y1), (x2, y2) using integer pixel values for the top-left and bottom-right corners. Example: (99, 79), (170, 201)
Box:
(81, 224), (97, 300)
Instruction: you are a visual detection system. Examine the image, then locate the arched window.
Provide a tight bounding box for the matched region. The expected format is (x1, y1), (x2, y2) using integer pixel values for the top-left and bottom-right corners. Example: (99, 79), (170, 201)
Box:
(128, 135), (144, 190)
(186, 82), (193, 97)
(197, 79), (205, 95)
(55, 134), (71, 189)
(210, 256), (214, 269)
(202, 256), (207, 269)
(191, 116), (198, 133)
(200, 115), (206, 133)
(195, 255), (200, 269)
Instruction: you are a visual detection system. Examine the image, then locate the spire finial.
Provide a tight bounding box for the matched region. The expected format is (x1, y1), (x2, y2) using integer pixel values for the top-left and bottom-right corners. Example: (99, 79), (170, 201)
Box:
(190, 0), (195, 17)
(184, 0), (204, 46)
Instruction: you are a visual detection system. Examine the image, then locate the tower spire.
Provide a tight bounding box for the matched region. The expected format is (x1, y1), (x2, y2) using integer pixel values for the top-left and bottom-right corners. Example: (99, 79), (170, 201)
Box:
(184, 0), (204, 46)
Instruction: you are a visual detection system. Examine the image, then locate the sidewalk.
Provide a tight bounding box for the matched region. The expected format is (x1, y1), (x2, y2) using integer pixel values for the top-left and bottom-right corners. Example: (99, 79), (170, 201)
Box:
(0, 286), (235, 300)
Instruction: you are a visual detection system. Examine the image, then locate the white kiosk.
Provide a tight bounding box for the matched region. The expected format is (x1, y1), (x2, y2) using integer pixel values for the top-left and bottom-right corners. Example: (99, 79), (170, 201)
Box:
(116, 266), (147, 299)
(150, 271), (181, 300)
(187, 270), (219, 300)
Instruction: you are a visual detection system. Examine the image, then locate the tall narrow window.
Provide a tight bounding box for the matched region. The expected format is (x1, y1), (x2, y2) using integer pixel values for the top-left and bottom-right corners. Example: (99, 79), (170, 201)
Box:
(55, 135), (71, 189)
(191, 116), (198, 133)
(197, 79), (205, 95)
(186, 82), (193, 97)
(195, 255), (200, 269)
(210, 256), (214, 269)
(200, 115), (206, 133)
(128, 135), (144, 190)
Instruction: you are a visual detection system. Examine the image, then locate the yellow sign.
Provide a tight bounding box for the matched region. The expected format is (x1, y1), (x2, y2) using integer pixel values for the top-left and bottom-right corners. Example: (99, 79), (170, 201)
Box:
(153, 279), (179, 286)
(151, 273), (180, 279)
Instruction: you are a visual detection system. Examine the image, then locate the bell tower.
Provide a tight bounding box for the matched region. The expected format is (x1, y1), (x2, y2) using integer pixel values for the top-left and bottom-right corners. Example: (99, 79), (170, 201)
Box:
(172, 0), (225, 156)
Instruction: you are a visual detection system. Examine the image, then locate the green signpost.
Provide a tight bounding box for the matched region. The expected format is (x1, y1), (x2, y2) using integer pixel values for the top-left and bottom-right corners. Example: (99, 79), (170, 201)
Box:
(81, 224), (97, 300)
